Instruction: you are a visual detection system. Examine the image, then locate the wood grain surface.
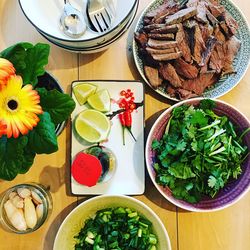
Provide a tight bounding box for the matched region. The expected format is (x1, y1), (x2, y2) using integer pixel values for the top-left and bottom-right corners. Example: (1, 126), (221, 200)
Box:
(0, 0), (249, 249)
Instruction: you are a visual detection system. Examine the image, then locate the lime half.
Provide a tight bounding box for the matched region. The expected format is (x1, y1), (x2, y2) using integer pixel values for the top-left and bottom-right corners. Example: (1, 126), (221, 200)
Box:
(73, 83), (97, 105)
(75, 109), (111, 143)
(87, 89), (111, 112)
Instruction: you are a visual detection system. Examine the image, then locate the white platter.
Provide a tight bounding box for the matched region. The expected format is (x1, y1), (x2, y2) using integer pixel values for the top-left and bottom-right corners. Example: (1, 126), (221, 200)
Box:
(71, 80), (145, 195)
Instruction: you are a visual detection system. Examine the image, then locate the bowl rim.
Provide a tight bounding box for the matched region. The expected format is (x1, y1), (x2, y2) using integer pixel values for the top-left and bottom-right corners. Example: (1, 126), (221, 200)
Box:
(145, 97), (250, 212)
(53, 194), (172, 250)
(18, 0), (138, 43)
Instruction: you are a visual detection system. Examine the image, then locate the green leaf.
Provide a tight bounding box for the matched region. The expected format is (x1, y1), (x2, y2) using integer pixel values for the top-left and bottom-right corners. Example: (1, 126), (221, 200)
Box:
(37, 88), (76, 126)
(0, 42), (50, 87)
(168, 162), (196, 179)
(28, 112), (58, 154)
(0, 136), (35, 180)
(199, 99), (216, 110)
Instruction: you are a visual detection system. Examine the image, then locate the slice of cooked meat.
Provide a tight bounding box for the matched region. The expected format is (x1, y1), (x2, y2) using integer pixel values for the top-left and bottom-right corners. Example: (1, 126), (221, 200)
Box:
(165, 7), (197, 25)
(149, 24), (179, 34)
(209, 43), (225, 73)
(222, 36), (241, 75)
(146, 47), (177, 55)
(187, 0), (209, 23)
(199, 23), (213, 43)
(134, 32), (148, 48)
(159, 63), (183, 87)
(224, 12), (238, 36)
(176, 88), (198, 100)
(174, 58), (199, 79)
(176, 24), (192, 63)
(192, 21), (206, 64)
(219, 21), (230, 38)
(213, 25), (226, 43)
(144, 23), (167, 31)
(200, 36), (217, 66)
(148, 33), (175, 40)
(208, 4), (225, 18)
(148, 38), (179, 49)
(152, 51), (182, 61)
(206, 9), (218, 27)
(166, 85), (176, 96)
(181, 71), (218, 95)
(144, 66), (162, 88)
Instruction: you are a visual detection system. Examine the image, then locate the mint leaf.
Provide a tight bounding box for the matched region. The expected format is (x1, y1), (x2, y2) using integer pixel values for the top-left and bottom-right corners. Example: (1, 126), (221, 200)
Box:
(37, 88), (76, 126)
(0, 42), (50, 87)
(28, 112), (58, 154)
(0, 136), (35, 180)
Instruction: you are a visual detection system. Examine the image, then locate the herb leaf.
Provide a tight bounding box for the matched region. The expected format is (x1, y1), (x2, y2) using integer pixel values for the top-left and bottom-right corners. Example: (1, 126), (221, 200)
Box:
(28, 112), (58, 154)
(37, 88), (76, 126)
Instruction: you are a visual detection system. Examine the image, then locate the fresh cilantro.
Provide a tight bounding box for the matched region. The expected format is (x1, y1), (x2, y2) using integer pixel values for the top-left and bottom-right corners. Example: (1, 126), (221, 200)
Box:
(152, 100), (249, 203)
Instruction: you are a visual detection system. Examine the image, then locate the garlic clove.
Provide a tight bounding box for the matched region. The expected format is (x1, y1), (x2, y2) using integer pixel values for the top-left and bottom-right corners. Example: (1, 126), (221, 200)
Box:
(4, 200), (27, 231)
(11, 195), (24, 209)
(8, 192), (17, 200)
(36, 204), (44, 220)
(31, 191), (43, 205)
(17, 188), (31, 198)
(24, 197), (37, 229)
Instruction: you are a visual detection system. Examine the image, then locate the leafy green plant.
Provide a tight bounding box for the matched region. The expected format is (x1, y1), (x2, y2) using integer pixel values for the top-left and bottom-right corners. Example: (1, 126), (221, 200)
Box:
(0, 42), (75, 180)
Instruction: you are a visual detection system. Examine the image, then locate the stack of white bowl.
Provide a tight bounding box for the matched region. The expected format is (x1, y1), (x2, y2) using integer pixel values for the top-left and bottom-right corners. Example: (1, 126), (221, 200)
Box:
(19, 0), (138, 53)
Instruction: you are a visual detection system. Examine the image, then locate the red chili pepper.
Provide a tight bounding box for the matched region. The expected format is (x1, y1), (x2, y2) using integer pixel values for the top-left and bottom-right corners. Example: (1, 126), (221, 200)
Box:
(119, 112), (126, 145)
(124, 110), (136, 142)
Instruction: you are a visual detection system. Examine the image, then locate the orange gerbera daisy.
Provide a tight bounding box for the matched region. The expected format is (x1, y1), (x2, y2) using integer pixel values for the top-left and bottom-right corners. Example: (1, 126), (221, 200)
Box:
(0, 119), (7, 137)
(0, 58), (15, 90)
(0, 75), (43, 138)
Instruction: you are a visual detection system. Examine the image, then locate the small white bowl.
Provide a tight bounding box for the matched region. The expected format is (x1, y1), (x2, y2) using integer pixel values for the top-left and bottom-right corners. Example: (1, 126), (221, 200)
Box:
(53, 195), (171, 250)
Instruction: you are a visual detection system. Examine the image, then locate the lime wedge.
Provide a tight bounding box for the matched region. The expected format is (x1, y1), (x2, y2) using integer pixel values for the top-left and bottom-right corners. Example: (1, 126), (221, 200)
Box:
(73, 83), (97, 105)
(87, 89), (111, 112)
(75, 109), (111, 143)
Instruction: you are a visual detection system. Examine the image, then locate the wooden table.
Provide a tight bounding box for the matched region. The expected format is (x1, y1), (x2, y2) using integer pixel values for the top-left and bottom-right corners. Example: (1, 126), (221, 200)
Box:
(0, 0), (249, 249)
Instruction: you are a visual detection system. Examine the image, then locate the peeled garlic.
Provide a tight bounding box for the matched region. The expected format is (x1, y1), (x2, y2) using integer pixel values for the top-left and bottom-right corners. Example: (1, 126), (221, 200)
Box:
(11, 195), (24, 209)
(4, 200), (27, 231)
(24, 197), (37, 229)
(17, 188), (31, 198)
(36, 204), (44, 220)
(8, 192), (17, 200)
(31, 191), (42, 205)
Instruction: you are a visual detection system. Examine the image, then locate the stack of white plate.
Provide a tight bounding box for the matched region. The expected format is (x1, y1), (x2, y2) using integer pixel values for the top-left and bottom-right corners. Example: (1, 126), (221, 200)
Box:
(19, 0), (138, 53)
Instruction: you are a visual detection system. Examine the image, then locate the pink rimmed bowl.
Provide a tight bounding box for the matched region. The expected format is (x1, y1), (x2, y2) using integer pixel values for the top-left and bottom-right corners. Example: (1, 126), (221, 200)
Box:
(145, 98), (250, 212)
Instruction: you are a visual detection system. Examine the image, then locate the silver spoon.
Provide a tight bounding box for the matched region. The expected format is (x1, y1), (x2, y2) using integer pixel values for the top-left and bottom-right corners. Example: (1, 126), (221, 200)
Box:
(60, 0), (87, 38)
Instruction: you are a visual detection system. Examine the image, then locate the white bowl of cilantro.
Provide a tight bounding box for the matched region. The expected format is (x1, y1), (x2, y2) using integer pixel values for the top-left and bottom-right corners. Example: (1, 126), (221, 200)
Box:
(146, 98), (250, 212)
(53, 195), (171, 250)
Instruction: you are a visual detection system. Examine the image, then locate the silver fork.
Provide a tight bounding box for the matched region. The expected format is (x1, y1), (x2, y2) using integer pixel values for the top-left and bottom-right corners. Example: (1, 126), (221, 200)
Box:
(87, 0), (112, 33)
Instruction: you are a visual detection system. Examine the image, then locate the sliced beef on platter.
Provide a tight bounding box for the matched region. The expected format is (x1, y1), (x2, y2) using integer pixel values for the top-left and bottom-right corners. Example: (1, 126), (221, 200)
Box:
(147, 39), (179, 49)
(222, 36), (241, 75)
(165, 7), (197, 25)
(213, 26), (226, 43)
(176, 24), (192, 63)
(148, 24), (179, 34)
(176, 88), (198, 100)
(223, 12), (239, 36)
(145, 0), (180, 24)
(206, 9), (219, 27)
(199, 23), (214, 43)
(174, 58), (199, 79)
(209, 43), (225, 73)
(200, 36), (217, 66)
(148, 33), (175, 40)
(208, 4), (225, 18)
(151, 51), (182, 61)
(186, 0), (209, 23)
(159, 63), (183, 87)
(134, 32), (148, 48)
(144, 65), (162, 88)
(185, 20), (206, 64)
(146, 47), (177, 55)
(181, 71), (219, 95)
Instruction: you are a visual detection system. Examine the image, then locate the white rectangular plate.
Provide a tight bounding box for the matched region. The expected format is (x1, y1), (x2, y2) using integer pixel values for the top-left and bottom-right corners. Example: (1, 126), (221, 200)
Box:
(71, 80), (145, 195)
